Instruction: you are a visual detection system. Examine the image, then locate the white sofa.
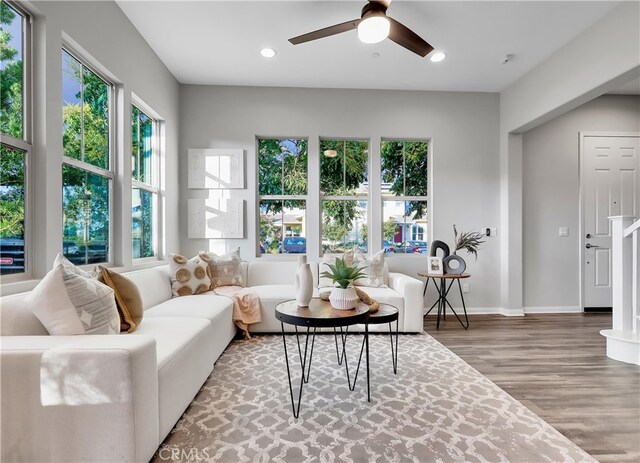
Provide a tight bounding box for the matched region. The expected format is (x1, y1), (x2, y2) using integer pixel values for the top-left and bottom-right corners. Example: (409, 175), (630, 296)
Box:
(0, 260), (423, 462)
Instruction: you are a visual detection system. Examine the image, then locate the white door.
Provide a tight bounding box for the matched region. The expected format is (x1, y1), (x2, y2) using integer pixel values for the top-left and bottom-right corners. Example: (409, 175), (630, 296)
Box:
(583, 135), (640, 309)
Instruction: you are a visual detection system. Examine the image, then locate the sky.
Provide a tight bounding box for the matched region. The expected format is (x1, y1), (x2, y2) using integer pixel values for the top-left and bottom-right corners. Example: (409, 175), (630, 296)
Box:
(0, 3), (22, 71)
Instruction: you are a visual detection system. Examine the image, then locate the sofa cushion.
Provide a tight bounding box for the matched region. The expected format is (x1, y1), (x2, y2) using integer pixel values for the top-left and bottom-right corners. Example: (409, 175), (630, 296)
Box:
(132, 317), (216, 440)
(353, 249), (388, 288)
(203, 248), (245, 288)
(94, 265), (143, 333)
(169, 253), (212, 297)
(248, 261), (319, 287)
(27, 255), (120, 335)
(0, 292), (48, 336)
(144, 293), (233, 325)
(124, 266), (172, 310)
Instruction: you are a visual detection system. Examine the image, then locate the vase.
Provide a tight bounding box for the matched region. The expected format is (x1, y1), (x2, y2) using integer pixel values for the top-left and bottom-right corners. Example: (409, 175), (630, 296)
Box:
(329, 287), (359, 310)
(443, 253), (466, 275)
(296, 262), (313, 307)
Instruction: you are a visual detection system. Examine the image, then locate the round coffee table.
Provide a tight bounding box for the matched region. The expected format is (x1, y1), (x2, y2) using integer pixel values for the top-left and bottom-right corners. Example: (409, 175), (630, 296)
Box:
(275, 299), (371, 418)
(334, 304), (399, 383)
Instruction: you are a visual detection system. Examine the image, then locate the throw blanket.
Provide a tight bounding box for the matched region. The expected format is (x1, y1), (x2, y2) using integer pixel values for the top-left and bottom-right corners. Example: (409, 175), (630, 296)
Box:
(213, 286), (262, 339)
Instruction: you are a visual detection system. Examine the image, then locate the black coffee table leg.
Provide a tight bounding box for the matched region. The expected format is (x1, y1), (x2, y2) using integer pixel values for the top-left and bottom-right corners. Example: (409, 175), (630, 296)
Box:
(365, 324), (370, 402)
(281, 322), (316, 418)
(388, 320), (399, 374)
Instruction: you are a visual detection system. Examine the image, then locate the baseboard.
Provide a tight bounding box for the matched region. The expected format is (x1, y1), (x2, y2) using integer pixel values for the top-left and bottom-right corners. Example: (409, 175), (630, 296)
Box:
(523, 306), (582, 314)
(424, 307), (524, 316)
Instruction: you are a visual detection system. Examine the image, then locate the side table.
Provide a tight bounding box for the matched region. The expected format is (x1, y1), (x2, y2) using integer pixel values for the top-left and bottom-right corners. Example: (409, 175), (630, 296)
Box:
(418, 273), (470, 330)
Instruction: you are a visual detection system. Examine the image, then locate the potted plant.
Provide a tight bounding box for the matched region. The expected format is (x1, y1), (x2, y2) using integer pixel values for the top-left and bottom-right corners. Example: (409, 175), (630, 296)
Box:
(320, 257), (366, 310)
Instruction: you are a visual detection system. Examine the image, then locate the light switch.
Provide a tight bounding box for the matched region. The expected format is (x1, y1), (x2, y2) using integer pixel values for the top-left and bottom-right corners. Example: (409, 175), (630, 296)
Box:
(559, 227), (569, 237)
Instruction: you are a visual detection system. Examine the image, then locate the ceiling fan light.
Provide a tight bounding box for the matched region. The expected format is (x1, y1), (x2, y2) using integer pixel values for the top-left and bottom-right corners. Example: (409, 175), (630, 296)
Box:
(357, 16), (390, 44)
(430, 51), (446, 62)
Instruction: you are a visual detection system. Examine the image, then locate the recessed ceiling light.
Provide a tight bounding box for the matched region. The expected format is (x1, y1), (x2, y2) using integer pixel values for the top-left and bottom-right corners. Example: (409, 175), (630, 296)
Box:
(430, 51), (446, 63)
(260, 48), (276, 58)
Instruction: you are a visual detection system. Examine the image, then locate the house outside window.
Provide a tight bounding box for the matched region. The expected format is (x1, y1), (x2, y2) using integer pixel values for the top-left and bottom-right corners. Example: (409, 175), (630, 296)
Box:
(0, 1), (31, 277)
(258, 138), (307, 254)
(61, 48), (113, 266)
(381, 140), (429, 254)
(131, 103), (158, 260)
(320, 139), (368, 254)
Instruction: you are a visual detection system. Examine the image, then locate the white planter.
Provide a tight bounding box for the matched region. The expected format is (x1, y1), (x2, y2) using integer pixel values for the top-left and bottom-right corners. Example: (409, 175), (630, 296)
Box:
(329, 287), (359, 310)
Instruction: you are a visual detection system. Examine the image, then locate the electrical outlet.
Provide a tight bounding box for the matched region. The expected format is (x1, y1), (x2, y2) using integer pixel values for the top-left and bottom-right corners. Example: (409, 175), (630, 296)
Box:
(559, 227), (569, 237)
(462, 283), (470, 293)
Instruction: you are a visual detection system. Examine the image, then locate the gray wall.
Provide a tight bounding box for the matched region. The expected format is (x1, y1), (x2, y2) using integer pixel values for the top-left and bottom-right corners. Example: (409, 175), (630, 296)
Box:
(11, 1), (180, 290)
(522, 94), (640, 309)
(179, 86), (502, 308)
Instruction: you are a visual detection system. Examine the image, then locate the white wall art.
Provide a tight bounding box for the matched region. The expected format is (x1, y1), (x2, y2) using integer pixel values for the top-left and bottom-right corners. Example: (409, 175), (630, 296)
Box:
(188, 148), (244, 189)
(188, 197), (244, 239)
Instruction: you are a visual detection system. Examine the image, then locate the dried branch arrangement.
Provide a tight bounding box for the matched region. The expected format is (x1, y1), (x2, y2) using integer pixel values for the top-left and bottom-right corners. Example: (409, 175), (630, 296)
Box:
(453, 224), (485, 260)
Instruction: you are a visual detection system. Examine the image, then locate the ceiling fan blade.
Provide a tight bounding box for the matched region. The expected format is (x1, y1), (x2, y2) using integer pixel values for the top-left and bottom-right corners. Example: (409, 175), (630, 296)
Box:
(387, 17), (434, 57)
(289, 19), (360, 45)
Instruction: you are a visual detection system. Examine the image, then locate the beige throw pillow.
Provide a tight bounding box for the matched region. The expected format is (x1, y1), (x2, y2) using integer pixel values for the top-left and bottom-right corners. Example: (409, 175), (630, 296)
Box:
(353, 248), (388, 288)
(169, 253), (212, 297)
(93, 265), (144, 333)
(203, 248), (245, 288)
(27, 254), (120, 335)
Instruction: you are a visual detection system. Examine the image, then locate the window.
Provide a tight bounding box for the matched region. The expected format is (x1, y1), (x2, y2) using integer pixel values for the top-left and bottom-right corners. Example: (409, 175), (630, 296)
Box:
(131, 104), (158, 259)
(62, 49), (112, 266)
(258, 138), (307, 254)
(381, 140), (429, 254)
(320, 139), (368, 254)
(0, 1), (30, 276)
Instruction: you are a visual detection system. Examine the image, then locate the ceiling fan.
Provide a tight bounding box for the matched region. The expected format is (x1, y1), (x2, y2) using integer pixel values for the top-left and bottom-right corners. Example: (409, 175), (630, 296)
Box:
(288, 0), (434, 58)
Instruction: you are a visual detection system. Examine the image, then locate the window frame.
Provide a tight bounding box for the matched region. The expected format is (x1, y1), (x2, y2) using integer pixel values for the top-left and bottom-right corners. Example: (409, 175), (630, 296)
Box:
(256, 136), (308, 257)
(61, 45), (115, 268)
(130, 97), (161, 262)
(0, 0), (32, 282)
(320, 137), (370, 256)
(380, 138), (431, 257)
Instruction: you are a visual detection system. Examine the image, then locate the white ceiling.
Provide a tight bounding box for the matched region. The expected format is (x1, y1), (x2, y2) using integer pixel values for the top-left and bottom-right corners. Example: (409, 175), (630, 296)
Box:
(609, 76), (640, 95)
(116, 1), (620, 92)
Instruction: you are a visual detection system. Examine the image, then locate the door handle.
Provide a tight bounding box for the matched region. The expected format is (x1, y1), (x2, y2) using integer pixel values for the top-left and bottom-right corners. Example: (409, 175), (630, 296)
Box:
(585, 243), (599, 249)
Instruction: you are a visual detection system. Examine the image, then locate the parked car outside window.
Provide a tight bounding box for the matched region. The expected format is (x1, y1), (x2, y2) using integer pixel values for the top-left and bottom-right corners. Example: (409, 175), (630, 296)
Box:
(280, 237), (306, 253)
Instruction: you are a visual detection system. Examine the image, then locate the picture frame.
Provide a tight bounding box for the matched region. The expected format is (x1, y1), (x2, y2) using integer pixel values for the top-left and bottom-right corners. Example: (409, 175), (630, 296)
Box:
(428, 256), (444, 275)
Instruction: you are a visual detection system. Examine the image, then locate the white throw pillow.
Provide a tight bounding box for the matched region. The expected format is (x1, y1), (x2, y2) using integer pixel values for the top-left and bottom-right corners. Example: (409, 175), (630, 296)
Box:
(169, 253), (212, 297)
(26, 254), (120, 335)
(202, 247), (245, 288)
(318, 250), (355, 288)
(353, 248), (388, 288)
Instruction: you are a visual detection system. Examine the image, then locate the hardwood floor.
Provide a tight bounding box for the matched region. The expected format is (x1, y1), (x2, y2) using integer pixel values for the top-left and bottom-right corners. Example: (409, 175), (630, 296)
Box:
(424, 313), (640, 463)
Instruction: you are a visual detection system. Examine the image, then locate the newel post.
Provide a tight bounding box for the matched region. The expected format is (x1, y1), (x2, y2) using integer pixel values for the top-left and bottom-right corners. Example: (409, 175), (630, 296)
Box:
(609, 216), (635, 332)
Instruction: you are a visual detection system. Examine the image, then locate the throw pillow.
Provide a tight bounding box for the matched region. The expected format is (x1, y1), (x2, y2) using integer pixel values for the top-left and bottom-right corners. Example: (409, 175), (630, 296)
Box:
(202, 247), (245, 288)
(353, 248), (387, 288)
(93, 265), (144, 333)
(26, 253), (120, 335)
(318, 249), (355, 288)
(169, 253), (212, 297)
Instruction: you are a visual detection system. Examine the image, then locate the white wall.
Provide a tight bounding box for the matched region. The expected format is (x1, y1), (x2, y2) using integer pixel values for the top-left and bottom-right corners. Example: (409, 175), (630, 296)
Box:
(4, 1), (180, 293)
(523, 95), (640, 310)
(499, 1), (640, 312)
(179, 86), (502, 308)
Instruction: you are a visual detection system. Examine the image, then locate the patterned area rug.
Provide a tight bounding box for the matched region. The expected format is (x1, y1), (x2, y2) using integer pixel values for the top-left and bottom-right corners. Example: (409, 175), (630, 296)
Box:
(154, 333), (595, 462)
